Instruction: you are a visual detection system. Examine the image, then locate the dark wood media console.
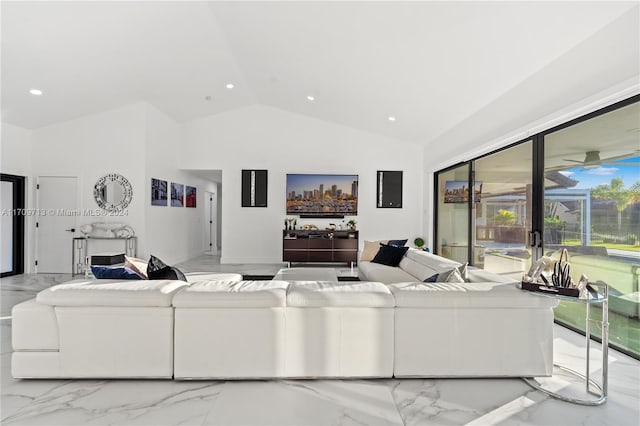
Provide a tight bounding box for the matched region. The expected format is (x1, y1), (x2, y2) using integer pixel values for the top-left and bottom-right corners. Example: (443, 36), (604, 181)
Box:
(283, 230), (359, 266)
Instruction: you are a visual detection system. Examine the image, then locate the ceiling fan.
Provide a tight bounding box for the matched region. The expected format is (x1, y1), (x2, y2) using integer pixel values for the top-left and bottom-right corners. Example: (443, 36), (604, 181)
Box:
(547, 149), (640, 172)
(563, 151), (602, 169)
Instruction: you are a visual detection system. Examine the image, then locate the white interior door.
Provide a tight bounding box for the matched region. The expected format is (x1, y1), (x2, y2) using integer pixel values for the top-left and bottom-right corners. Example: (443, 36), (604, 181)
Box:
(36, 176), (78, 273)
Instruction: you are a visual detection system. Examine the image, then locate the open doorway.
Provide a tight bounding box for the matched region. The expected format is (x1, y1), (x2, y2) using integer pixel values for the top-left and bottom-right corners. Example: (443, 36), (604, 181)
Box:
(189, 170), (222, 256)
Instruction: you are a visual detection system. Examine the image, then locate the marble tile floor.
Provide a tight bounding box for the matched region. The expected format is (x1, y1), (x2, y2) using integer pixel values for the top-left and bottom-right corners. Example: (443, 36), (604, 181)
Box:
(1, 257), (639, 425)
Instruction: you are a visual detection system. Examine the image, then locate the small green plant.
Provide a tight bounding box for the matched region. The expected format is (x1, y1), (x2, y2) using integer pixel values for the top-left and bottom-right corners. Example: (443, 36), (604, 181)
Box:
(493, 209), (516, 225)
(544, 216), (565, 226)
(414, 237), (425, 248)
(347, 219), (356, 226)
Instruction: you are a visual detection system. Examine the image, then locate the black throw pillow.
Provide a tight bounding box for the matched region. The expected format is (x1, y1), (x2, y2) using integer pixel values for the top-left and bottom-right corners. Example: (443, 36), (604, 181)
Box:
(387, 239), (408, 247)
(147, 254), (187, 282)
(371, 244), (409, 267)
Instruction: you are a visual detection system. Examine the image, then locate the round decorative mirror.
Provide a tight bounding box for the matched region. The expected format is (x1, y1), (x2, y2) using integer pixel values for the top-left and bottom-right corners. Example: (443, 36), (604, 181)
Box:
(93, 173), (133, 212)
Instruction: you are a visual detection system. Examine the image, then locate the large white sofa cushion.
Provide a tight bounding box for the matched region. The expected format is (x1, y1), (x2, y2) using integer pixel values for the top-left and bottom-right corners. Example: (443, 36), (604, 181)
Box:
(172, 280), (288, 308)
(184, 272), (243, 283)
(287, 281), (394, 307)
(388, 281), (558, 309)
(397, 256), (439, 281)
(404, 249), (462, 270)
(12, 299), (59, 350)
(36, 279), (188, 307)
(358, 261), (417, 284)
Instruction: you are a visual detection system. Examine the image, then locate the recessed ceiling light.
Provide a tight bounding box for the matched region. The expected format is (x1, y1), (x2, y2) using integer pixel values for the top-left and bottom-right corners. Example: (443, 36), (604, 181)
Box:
(307, 95), (315, 102)
(29, 89), (43, 96)
(388, 116), (396, 122)
(226, 83), (234, 89)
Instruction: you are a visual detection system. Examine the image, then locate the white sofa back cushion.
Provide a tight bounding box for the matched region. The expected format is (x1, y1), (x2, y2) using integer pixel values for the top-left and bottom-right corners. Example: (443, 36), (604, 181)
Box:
(287, 281), (395, 307)
(36, 279), (188, 307)
(172, 280), (288, 308)
(358, 261), (417, 284)
(388, 282), (559, 309)
(404, 249), (462, 270)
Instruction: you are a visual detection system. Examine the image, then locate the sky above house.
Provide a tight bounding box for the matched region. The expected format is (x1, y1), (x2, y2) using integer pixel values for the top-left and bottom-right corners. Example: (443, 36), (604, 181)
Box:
(559, 156), (640, 190)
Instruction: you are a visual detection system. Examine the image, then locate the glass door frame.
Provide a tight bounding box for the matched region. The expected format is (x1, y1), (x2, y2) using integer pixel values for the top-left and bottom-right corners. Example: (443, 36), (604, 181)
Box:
(433, 161), (473, 263)
(1, 173), (25, 277)
(434, 139), (542, 266)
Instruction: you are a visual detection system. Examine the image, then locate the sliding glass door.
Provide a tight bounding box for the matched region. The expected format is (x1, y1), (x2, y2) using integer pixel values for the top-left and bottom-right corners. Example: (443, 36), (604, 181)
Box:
(473, 141), (534, 280)
(434, 95), (639, 358)
(435, 163), (470, 264)
(544, 101), (640, 356)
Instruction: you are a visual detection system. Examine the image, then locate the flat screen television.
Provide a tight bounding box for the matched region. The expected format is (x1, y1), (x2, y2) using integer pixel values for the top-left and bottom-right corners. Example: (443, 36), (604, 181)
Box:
(444, 180), (482, 203)
(286, 174), (358, 218)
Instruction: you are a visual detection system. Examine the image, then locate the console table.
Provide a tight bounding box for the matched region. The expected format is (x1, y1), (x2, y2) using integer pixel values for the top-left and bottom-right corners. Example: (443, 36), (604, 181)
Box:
(519, 281), (609, 405)
(72, 236), (137, 275)
(283, 230), (358, 267)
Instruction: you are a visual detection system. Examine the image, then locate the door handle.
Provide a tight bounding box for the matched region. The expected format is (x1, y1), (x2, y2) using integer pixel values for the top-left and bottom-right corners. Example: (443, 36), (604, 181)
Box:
(529, 230), (541, 247)
(65, 228), (76, 232)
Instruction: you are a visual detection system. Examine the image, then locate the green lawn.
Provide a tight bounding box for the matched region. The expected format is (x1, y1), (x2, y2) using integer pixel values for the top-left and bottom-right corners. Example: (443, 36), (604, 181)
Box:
(554, 301), (640, 354)
(563, 239), (640, 253)
(484, 248), (640, 356)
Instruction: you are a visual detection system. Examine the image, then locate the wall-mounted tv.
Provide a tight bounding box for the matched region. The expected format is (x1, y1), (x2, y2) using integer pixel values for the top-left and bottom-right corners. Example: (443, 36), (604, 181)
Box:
(444, 180), (482, 203)
(286, 174), (358, 218)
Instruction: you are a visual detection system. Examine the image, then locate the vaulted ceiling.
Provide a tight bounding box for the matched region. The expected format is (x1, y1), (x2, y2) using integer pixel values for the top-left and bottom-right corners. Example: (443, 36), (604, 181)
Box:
(2, 1), (638, 145)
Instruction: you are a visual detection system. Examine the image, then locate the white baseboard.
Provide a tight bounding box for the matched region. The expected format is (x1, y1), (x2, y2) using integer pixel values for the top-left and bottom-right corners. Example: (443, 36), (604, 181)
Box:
(220, 256), (284, 264)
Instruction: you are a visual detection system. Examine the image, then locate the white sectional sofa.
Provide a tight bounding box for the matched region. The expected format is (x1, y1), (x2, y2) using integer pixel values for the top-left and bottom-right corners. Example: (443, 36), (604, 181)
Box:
(12, 279), (188, 378)
(361, 249), (558, 377)
(12, 254), (558, 380)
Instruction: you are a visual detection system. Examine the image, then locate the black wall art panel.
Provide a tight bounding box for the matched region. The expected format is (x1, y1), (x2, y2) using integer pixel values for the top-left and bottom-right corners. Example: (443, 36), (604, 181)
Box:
(377, 170), (403, 208)
(241, 169), (268, 207)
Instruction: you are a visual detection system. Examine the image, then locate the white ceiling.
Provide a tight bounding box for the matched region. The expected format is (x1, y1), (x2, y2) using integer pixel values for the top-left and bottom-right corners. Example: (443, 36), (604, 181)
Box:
(2, 1), (638, 145)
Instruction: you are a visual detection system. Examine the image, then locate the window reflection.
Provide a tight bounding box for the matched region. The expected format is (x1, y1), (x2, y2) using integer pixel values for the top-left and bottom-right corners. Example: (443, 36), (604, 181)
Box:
(545, 102), (640, 356)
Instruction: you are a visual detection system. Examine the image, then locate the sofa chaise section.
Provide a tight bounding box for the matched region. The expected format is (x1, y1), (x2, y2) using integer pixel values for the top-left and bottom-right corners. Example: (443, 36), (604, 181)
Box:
(389, 281), (558, 377)
(12, 279), (188, 378)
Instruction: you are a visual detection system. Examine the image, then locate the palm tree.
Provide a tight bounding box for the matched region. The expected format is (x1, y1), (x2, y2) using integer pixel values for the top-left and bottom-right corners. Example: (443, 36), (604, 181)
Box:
(591, 178), (640, 232)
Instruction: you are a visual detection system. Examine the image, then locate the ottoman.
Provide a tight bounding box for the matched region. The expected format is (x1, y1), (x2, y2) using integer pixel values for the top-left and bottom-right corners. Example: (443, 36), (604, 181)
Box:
(285, 281), (395, 378)
(173, 280), (289, 379)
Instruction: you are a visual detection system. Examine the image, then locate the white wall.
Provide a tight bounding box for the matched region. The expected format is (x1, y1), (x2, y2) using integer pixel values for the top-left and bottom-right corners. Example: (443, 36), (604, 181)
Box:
(182, 105), (424, 264)
(144, 105), (217, 265)
(1, 123), (32, 176)
(1, 123), (33, 271)
(30, 104), (148, 266)
(422, 8), (640, 249)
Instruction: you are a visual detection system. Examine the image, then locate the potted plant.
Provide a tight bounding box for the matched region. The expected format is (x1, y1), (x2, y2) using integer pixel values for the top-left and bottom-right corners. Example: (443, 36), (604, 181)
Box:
(414, 237), (425, 249)
(347, 219), (357, 231)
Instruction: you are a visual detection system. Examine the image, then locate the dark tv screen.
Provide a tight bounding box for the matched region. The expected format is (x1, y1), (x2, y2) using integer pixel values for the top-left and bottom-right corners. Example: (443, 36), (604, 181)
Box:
(286, 174), (358, 217)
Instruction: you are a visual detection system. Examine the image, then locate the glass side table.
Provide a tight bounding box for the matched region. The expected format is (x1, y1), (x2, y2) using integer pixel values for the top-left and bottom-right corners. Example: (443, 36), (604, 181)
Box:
(518, 281), (608, 405)
(72, 236), (137, 276)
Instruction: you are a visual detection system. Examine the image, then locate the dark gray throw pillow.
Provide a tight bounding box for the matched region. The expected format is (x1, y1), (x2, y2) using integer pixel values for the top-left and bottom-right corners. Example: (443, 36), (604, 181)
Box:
(387, 239), (408, 247)
(147, 254), (187, 282)
(423, 273), (439, 282)
(371, 244), (409, 267)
